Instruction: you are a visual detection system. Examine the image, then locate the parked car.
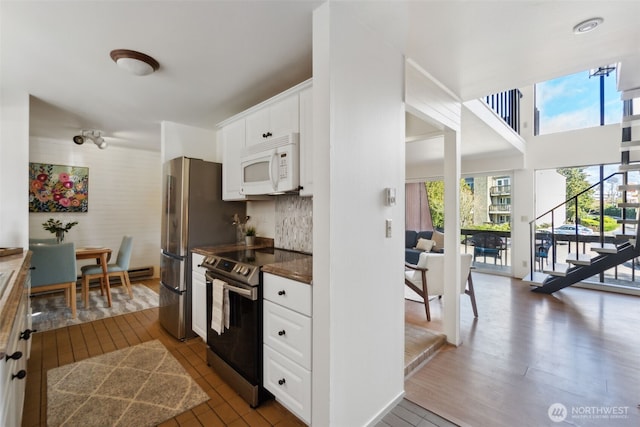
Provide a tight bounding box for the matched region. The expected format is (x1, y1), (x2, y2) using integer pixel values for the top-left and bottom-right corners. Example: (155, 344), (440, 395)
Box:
(552, 224), (594, 235)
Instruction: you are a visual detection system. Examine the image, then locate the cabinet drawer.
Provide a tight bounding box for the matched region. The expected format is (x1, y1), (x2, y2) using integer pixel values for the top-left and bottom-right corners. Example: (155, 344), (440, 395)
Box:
(263, 300), (311, 369)
(263, 345), (310, 424)
(263, 273), (311, 316)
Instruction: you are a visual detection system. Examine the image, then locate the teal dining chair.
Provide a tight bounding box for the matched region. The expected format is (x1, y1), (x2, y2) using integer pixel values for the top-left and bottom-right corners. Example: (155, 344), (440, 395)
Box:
(81, 236), (134, 307)
(29, 237), (58, 244)
(29, 242), (78, 318)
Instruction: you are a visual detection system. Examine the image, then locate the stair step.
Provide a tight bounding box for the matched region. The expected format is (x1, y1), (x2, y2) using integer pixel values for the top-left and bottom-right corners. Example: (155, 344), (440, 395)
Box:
(590, 242), (618, 253)
(522, 272), (548, 286)
(620, 140), (640, 151)
(621, 114), (640, 128)
(618, 163), (640, 172)
(566, 253), (592, 265)
(618, 184), (640, 191)
(543, 263), (571, 277)
(617, 202), (640, 208)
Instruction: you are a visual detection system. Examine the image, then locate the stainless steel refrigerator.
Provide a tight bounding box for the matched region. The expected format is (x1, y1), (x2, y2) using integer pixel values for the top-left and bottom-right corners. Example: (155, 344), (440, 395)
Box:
(159, 156), (244, 340)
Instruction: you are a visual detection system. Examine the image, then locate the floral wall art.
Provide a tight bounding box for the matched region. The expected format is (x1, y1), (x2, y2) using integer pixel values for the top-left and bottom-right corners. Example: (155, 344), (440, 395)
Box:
(29, 162), (89, 212)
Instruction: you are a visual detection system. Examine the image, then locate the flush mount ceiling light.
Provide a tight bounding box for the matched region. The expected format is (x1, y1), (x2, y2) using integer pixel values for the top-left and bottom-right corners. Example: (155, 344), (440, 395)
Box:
(573, 17), (603, 34)
(110, 49), (159, 76)
(73, 130), (107, 149)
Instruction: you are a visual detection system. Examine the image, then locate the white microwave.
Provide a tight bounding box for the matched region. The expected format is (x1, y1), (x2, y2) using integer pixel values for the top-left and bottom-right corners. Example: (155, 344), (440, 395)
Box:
(240, 133), (300, 195)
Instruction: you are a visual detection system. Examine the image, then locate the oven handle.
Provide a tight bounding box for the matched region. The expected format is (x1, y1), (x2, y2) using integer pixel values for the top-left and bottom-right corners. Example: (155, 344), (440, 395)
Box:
(205, 272), (258, 301)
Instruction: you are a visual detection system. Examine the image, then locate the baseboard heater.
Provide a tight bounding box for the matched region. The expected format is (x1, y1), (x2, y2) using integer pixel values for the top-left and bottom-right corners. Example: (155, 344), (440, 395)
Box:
(76, 265), (155, 286)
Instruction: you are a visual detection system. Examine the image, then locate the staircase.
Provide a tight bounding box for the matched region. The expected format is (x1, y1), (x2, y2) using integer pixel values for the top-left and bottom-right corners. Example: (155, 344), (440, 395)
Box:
(527, 101), (640, 294)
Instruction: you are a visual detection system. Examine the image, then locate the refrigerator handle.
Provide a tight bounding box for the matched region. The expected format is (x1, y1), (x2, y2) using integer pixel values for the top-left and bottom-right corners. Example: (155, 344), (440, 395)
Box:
(165, 174), (172, 249)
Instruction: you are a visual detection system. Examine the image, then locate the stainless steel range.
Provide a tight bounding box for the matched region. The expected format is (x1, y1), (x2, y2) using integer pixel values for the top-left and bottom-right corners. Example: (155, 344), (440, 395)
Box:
(203, 247), (305, 407)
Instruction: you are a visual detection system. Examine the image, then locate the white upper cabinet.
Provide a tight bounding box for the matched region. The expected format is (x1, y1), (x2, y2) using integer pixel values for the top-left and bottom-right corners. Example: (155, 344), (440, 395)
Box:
(218, 79), (312, 200)
(298, 87), (313, 197)
(221, 119), (247, 201)
(245, 94), (299, 146)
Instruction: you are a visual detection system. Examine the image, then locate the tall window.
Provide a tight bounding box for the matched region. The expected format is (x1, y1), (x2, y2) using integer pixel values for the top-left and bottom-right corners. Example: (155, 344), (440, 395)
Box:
(535, 67), (621, 135)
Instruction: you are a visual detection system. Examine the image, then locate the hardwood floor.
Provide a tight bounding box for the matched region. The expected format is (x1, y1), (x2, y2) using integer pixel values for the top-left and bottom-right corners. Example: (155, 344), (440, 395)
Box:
(403, 272), (640, 427)
(22, 279), (305, 427)
(22, 275), (640, 426)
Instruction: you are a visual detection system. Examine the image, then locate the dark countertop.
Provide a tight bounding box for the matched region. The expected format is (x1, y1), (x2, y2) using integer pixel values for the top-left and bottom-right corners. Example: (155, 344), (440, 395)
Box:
(192, 240), (312, 285)
(262, 256), (312, 284)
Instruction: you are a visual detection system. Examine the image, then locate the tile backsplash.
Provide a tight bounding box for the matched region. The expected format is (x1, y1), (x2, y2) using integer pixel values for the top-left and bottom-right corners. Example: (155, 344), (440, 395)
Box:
(275, 195), (312, 253)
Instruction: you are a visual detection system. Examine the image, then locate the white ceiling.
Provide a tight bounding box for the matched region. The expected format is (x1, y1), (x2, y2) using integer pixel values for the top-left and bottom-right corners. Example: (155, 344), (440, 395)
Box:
(3, 1), (640, 152)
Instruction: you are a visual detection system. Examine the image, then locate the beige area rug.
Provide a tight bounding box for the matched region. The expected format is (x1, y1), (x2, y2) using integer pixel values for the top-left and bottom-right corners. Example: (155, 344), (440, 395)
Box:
(31, 284), (159, 332)
(47, 339), (209, 427)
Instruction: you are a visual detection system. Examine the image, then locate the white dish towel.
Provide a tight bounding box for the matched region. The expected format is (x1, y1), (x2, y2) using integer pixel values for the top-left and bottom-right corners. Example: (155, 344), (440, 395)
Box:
(211, 279), (229, 334)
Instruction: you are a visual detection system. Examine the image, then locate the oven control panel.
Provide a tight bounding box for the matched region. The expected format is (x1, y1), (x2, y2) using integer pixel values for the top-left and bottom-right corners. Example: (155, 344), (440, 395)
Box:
(201, 255), (260, 286)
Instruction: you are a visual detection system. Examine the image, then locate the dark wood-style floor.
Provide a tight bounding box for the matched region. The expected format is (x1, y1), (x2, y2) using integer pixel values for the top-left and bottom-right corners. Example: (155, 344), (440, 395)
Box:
(22, 279), (305, 427)
(403, 273), (640, 427)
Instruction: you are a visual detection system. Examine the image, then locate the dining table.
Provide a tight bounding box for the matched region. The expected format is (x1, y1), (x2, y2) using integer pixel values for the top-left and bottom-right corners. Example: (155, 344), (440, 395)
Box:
(75, 247), (112, 307)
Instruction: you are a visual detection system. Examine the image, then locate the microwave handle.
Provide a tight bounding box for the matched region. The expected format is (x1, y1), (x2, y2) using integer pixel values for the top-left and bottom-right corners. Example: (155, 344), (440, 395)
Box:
(270, 150), (279, 191)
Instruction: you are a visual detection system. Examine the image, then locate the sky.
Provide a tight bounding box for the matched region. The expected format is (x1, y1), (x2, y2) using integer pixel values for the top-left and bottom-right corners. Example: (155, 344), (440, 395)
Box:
(535, 67), (621, 135)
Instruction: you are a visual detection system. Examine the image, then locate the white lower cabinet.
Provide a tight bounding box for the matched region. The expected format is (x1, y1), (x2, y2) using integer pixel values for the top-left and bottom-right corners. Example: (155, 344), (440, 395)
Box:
(264, 346), (311, 421)
(263, 273), (311, 424)
(191, 253), (207, 340)
(1, 256), (31, 427)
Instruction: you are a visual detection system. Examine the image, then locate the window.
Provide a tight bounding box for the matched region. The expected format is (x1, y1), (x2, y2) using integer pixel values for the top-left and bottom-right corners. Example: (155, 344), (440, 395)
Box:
(534, 67), (621, 135)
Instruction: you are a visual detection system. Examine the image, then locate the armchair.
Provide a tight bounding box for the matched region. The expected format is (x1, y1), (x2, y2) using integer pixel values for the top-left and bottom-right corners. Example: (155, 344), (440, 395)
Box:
(404, 252), (477, 321)
(29, 242), (78, 318)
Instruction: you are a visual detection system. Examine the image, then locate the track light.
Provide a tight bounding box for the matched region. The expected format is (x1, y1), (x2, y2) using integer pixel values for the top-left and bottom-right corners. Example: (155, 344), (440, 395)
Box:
(72, 130), (107, 149)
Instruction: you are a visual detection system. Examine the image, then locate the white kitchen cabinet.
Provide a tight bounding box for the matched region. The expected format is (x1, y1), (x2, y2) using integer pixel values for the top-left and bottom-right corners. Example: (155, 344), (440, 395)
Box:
(0, 254), (31, 427)
(262, 273), (312, 424)
(245, 94), (299, 147)
(221, 119), (247, 201)
(191, 252), (207, 340)
(298, 86), (313, 197)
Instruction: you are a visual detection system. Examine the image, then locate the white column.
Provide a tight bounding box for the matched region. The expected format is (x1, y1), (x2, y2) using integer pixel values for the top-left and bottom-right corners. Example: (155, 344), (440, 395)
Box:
(443, 126), (461, 345)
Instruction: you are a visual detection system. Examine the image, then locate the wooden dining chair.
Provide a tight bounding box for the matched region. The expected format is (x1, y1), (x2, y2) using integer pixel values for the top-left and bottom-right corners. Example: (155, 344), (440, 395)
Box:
(81, 236), (134, 307)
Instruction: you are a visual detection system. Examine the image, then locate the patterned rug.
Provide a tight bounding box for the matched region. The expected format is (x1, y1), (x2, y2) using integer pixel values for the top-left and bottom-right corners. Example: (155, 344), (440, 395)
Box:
(47, 340), (209, 427)
(31, 283), (159, 332)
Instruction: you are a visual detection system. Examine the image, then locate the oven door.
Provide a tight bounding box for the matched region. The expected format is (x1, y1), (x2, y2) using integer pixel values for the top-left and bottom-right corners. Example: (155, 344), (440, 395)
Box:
(206, 272), (261, 386)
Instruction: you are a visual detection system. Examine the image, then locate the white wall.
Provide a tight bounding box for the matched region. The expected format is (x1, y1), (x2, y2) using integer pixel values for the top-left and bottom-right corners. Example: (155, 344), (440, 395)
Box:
(0, 90), (30, 247)
(161, 121), (218, 164)
(29, 137), (161, 275)
(312, 3), (406, 425)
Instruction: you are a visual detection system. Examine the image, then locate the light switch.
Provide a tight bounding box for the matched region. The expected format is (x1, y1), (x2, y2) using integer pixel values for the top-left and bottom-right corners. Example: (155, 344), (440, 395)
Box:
(385, 188), (397, 206)
(386, 219), (392, 238)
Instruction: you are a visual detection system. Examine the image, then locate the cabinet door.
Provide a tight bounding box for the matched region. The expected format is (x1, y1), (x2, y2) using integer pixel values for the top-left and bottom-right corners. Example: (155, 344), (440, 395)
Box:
(298, 87), (313, 196)
(221, 119), (246, 201)
(191, 271), (207, 340)
(245, 108), (270, 147)
(245, 95), (299, 146)
(269, 94), (299, 138)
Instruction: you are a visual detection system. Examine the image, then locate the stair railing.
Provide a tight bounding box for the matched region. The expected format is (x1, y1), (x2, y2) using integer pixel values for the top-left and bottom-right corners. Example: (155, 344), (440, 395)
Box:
(529, 172), (630, 279)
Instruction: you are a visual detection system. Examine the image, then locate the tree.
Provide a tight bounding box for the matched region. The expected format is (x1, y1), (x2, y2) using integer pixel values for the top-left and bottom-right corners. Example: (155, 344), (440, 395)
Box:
(556, 167), (594, 222)
(425, 180), (474, 230)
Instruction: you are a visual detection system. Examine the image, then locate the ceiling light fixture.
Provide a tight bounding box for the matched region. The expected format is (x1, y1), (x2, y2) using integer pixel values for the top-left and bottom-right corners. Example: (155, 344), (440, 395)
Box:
(573, 17), (603, 34)
(109, 49), (159, 76)
(73, 130), (107, 149)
